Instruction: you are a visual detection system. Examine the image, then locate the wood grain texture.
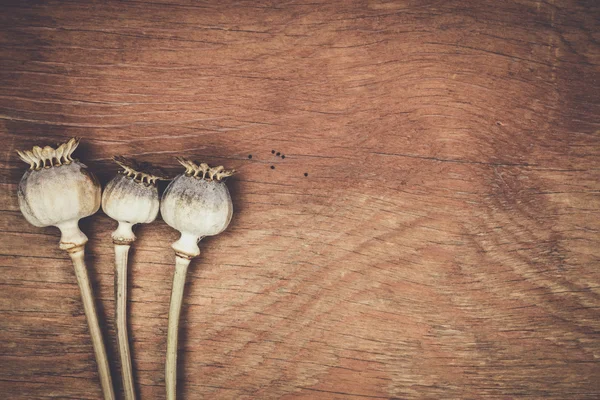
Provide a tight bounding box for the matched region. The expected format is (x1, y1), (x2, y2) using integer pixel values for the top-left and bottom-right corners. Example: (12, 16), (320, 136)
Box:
(1, 0), (599, 398)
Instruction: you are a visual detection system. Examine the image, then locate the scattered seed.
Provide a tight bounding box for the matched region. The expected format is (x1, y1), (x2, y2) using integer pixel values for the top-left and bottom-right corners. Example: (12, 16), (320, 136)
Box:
(276, 152), (281, 156)
(304, 172), (308, 177)
(281, 155), (285, 159)
(248, 154), (252, 159)
(271, 166), (275, 169)
(271, 150), (275, 154)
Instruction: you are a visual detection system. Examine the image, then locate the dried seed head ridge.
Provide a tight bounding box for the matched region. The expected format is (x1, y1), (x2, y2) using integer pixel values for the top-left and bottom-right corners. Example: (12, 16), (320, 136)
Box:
(176, 157), (235, 181)
(16, 137), (80, 170)
(114, 155), (169, 185)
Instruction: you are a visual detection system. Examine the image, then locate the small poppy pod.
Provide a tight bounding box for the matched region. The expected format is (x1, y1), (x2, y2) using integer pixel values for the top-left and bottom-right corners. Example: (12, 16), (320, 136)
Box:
(102, 156), (168, 244)
(160, 157), (234, 258)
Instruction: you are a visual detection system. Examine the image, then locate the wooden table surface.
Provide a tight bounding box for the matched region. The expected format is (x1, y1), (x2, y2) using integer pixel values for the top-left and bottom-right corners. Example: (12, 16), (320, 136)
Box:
(1, 1), (599, 399)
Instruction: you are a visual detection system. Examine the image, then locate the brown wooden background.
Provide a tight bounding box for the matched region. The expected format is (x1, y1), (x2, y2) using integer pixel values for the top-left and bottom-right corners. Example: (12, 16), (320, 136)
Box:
(1, 0), (599, 399)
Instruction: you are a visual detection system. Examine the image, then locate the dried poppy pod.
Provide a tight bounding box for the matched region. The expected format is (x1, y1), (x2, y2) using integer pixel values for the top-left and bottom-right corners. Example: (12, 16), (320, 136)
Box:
(161, 157), (234, 258)
(160, 157), (234, 400)
(17, 137), (101, 250)
(102, 156), (168, 400)
(16, 138), (115, 400)
(103, 156), (166, 243)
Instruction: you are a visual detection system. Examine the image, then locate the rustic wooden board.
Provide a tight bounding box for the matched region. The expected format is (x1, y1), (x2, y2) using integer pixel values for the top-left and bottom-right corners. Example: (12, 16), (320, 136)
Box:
(1, 0), (599, 399)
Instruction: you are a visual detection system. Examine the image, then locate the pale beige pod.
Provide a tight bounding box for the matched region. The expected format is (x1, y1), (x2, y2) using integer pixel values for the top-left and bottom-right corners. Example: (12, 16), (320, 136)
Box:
(17, 137), (101, 249)
(16, 138), (115, 400)
(160, 157), (234, 400)
(102, 156), (165, 243)
(160, 157), (234, 258)
(102, 156), (168, 400)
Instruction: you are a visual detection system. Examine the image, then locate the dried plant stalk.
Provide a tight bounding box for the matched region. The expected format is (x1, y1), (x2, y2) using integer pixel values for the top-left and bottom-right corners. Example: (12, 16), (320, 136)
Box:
(71, 247), (116, 400)
(114, 243), (135, 400)
(165, 256), (190, 400)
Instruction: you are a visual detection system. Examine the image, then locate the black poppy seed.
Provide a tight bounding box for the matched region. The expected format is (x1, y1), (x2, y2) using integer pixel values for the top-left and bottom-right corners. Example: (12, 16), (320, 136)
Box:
(248, 154), (252, 159)
(276, 152), (281, 156)
(304, 172), (308, 177)
(281, 155), (285, 159)
(271, 150), (275, 154)
(271, 165), (275, 169)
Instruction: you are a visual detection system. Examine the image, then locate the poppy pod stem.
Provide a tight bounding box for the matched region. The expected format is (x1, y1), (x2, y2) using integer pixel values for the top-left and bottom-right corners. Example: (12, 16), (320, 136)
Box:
(70, 247), (115, 400)
(114, 243), (135, 399)
(165, 255), (191, 400)
(63, 233), (115, 400)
